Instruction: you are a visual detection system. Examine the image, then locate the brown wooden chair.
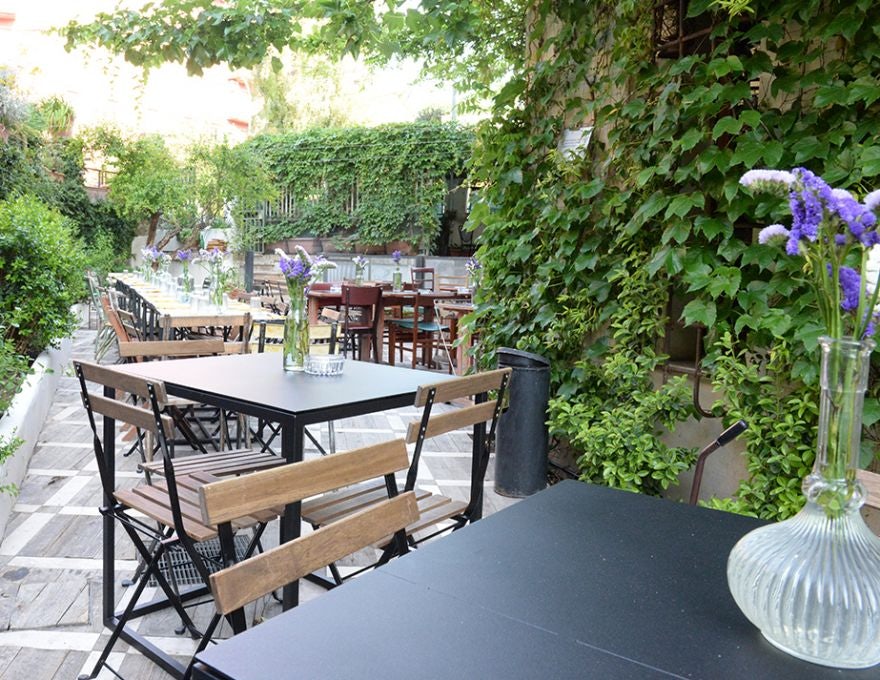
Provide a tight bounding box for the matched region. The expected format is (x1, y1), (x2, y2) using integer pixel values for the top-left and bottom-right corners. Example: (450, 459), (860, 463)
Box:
(388, 293), (449, 369)
(410, 266), (435, 291)
(73, 361), (280, 680)
(341, 284), (383, 362)
(190, 439), (418, 662)
(301, 368), (511, 585)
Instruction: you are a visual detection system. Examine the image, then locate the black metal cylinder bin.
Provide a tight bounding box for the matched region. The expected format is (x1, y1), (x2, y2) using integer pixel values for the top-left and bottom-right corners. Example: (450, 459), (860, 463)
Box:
(494, 348), (550, 497)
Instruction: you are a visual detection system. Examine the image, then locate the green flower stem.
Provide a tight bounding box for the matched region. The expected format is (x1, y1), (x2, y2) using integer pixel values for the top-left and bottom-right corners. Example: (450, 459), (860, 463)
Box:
(283, 284), (309, 371)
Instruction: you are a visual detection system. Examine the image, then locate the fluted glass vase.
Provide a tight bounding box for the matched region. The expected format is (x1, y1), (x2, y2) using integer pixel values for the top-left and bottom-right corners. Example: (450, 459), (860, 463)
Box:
(727, 336), (880, 669)
(283, 285), (309, 372)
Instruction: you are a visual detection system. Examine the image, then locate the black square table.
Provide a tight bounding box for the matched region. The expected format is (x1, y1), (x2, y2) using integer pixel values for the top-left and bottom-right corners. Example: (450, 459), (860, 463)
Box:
(191, 481), (877, 680)
(117, 352), (453, 607)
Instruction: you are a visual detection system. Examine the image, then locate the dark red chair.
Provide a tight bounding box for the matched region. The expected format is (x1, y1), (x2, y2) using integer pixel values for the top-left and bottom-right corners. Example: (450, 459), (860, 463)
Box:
(341, 285), (383, 362)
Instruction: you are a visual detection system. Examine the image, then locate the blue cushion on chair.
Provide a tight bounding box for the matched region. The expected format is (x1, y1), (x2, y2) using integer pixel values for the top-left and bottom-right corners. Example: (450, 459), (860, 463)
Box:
(392, 319), (448, 332)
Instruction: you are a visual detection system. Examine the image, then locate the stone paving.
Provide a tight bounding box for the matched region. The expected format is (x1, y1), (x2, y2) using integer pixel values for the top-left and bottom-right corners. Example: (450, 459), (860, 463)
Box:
(0, 323), (516, 679)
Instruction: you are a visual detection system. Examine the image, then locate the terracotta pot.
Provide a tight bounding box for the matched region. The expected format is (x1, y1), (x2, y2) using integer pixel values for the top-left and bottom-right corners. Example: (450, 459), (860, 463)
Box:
(355, 243), (386, 255)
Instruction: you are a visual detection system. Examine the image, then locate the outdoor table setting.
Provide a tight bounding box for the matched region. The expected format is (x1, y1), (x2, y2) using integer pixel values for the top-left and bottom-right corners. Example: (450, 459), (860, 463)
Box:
(114, 351), (455, 609)
(189, 480), (876, 680)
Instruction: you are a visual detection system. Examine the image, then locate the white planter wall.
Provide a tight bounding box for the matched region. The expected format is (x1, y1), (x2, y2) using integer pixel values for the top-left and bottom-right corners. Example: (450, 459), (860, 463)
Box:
(0, 337), (73, 539)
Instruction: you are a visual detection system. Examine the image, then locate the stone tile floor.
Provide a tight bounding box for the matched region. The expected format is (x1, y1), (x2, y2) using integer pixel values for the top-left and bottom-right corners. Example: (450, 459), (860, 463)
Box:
(0, 323), (517, 679)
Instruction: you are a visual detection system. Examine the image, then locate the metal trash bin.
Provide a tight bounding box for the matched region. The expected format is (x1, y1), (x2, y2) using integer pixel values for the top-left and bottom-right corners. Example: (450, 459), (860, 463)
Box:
(494, 348), (550, 497)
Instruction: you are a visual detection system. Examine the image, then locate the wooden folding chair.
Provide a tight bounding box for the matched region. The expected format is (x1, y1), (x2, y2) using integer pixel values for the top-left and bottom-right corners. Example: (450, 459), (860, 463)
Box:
(184, 439), (418, 675)
(301, 368), (511, 585)
(74, 361), (278, 680)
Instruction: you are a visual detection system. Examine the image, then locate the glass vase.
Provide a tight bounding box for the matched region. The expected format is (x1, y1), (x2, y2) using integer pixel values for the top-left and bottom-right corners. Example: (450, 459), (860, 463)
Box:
(178, 276), (194, 304)
(392, 268), (403, 292)
(727, 336), (880, 669)
(354, 270), (364, 286)
(283, 286), (309, 372)
(208, 279), (224, 311)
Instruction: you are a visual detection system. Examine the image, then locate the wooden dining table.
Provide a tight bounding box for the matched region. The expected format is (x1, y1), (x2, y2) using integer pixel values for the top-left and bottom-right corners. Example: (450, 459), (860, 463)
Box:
(110, 272), (282, 338)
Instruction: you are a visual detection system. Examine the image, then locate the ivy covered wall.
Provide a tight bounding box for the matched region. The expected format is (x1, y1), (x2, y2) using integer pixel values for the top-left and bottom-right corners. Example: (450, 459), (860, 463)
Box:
(247, 121), (474, 251)
(469, 0), (880, 519)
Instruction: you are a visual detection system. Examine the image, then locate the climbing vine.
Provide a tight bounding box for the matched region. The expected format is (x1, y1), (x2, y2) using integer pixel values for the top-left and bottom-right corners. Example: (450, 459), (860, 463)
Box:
(469, 0), (880, 517)
(247, 122), (473, 250)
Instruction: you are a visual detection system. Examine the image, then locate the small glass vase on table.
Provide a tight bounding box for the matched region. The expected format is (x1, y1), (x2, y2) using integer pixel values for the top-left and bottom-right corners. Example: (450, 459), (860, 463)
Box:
(278, 247), (336, 372)
(352, 255), (367, 286)
(176, 249), (195, 303)
(727, 168), (880, 669)
(199, 247), (231, 312)
(391, 249), (403, 292)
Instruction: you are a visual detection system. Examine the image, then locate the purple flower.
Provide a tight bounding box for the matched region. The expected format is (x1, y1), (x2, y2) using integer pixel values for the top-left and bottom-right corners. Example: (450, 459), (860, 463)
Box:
(175, 249), (192, 262)
(391, 250), (402, 265)
(352, 255), (368, 271)
(277, 246), (336, 288)
(835, 266), (862, 312)
(465, 256), (482, 273)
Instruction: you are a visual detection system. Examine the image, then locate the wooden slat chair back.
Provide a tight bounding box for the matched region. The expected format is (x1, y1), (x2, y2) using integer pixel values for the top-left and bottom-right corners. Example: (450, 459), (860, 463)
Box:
(74, 360), (277, 680)
(160, 312), (252, 349)
(200, 439), (417, 631)
(410, 266), (435, 291)
(113, 339), (282, 477)
(341, 284), (383, 362)
(300, 368), (511, 585)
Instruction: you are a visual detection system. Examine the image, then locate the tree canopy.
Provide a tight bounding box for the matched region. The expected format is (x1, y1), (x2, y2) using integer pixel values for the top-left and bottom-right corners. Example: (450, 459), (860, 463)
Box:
(60, 0), (526, 102)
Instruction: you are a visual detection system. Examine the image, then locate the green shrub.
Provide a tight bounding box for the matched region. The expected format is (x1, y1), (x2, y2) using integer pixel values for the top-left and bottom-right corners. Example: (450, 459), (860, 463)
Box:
(84, 228), (129, 283)
(0, 432), (23, 495)
(0, 195), (86, 356)
(0, 334), (30, 416)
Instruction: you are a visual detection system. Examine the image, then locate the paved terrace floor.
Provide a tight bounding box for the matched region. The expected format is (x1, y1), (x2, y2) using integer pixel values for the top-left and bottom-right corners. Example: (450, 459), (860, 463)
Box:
(0, 321), (517, 679)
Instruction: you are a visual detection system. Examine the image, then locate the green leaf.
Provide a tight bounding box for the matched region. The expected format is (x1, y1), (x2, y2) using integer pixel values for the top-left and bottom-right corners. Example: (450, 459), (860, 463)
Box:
(712, 116), (742, 140)
(679, 128), (702, 151)
(813, 85), (850, 108)
(762, 141), (785, 167)
(707, 266), (742, 299)
(681, 299), (716, 328)
(665, 194), (695, 219)
(861, 146), (880, 176)
(862, 397), (880, 428)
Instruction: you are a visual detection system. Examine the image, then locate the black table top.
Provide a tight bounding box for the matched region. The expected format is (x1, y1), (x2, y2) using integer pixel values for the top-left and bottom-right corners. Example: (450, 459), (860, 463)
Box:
(193, 481), (874, 679)
(118, 353), (445, 425)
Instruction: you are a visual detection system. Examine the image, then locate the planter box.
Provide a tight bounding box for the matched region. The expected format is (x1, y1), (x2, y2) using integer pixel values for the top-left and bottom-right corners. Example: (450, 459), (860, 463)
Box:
(0, 337), (73, 539)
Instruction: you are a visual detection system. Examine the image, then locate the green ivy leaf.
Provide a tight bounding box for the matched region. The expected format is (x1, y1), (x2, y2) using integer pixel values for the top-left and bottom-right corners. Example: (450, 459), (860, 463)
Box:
(712, 116), (743, 140)
(679, 128), (702, 151)
(813, 85), (850, 108)
(707, 266), (742, 299)
(861, 146), (880, 176)
(682, 299), (716, 327)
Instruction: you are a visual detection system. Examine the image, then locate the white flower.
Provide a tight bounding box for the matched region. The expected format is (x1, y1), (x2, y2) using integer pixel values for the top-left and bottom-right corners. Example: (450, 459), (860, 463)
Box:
(864, 189), (880, 213)
(740, 169), (796, 187)
(865, 245), (880, 300)
(757, 224), (790, 245)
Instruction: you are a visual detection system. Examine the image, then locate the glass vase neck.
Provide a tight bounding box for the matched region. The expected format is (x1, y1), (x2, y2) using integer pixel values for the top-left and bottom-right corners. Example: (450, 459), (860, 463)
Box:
(805, 335), (874, 513)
